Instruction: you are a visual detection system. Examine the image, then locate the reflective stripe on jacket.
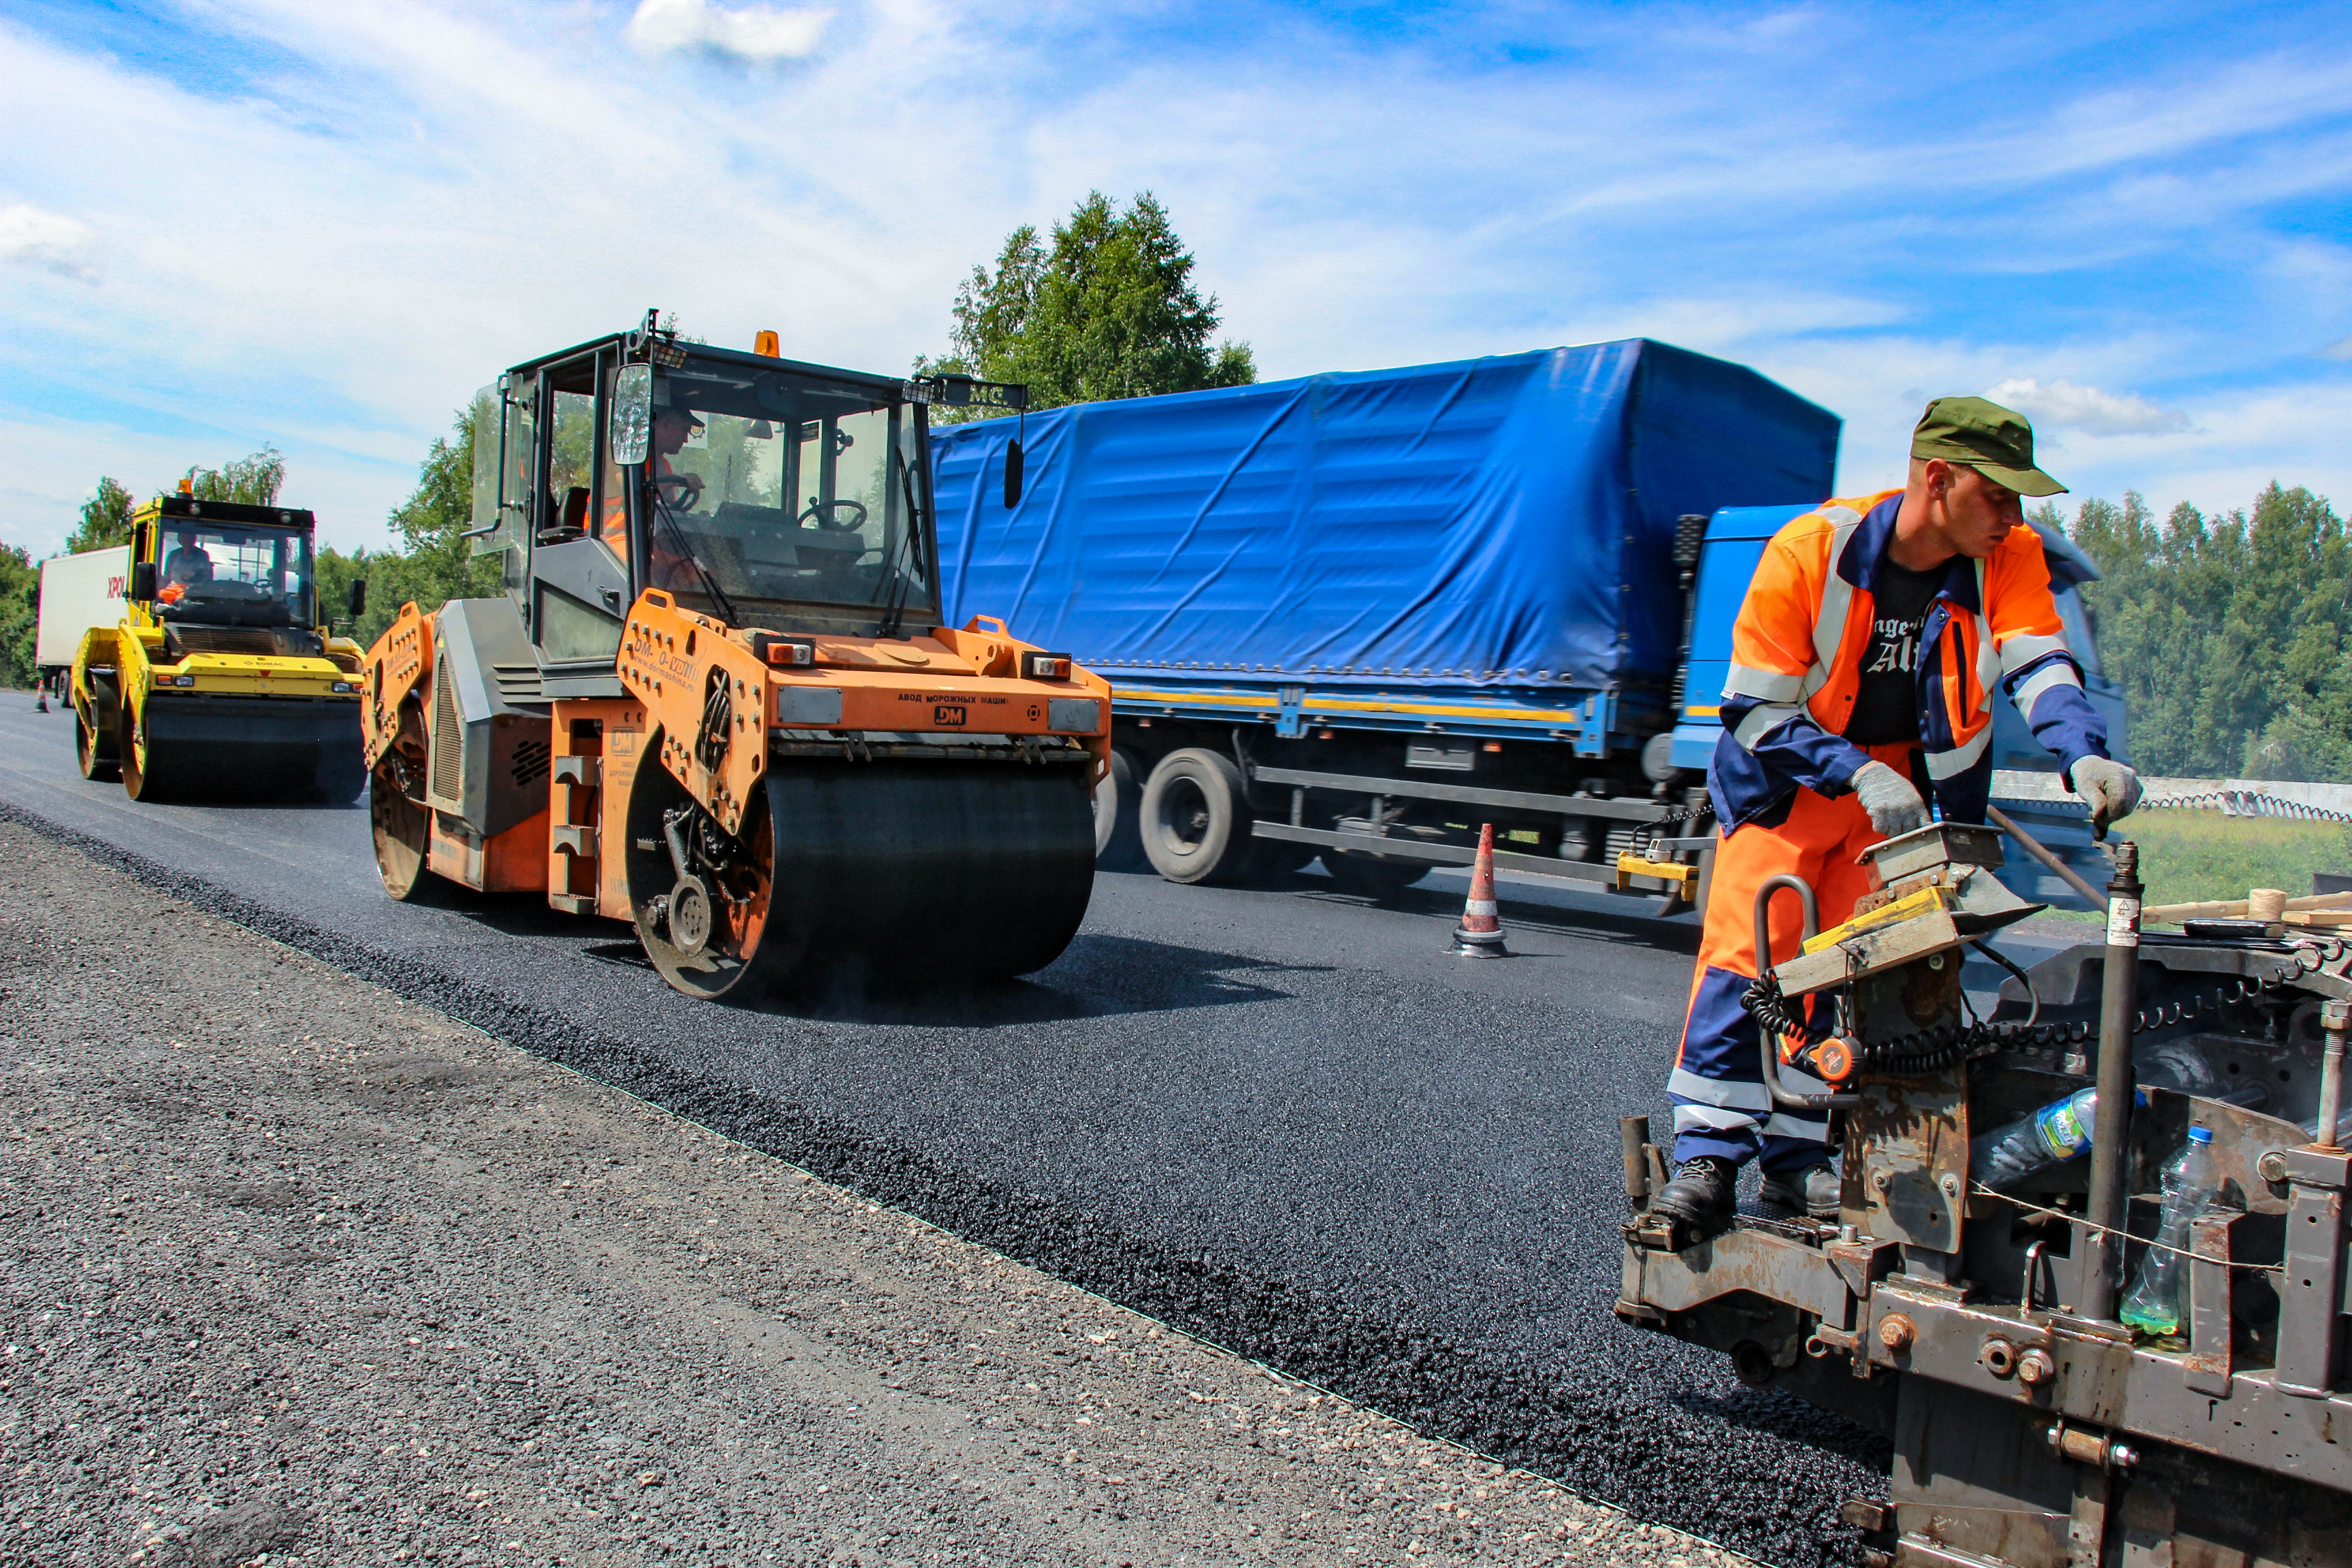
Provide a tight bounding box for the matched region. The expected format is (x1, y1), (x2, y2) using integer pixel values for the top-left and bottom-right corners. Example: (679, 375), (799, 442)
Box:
(1708, 490), (2109, 833)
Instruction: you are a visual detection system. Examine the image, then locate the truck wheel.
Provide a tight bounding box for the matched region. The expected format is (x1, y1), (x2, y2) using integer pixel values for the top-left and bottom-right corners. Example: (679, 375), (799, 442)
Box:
(75, 711), (118, 782)
(1093, 749), (1148, 870)
(1320, 852), (1428, 902)
(1140, 748), (1253, 885)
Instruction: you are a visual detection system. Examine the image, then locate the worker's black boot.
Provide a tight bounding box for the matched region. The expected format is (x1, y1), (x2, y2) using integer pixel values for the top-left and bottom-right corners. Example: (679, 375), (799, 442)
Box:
(1758, 1162), (1841, 1220)
(1650, 1156), (1739, 1228)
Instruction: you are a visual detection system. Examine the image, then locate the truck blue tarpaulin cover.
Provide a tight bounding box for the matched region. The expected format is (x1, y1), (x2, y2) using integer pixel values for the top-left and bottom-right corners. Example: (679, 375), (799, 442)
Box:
(930, 339), (1839, 693)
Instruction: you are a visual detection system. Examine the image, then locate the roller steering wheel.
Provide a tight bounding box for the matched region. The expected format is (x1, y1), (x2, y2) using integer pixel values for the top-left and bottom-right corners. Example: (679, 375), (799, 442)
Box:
(799, 498), (868, 533)
(653, 472), (705, 509)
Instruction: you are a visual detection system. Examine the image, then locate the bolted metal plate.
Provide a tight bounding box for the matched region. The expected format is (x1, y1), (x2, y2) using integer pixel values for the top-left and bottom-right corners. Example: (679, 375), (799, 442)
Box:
(773, 685), (844, 726)
(1047, 696), (1103, 734)
(1848, 1060), (1971, 1254)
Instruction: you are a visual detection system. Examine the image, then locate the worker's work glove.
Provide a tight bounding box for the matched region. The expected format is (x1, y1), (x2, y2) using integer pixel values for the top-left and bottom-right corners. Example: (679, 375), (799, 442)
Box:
(2070, 757), (2142, 836)
(1850, 760), (1929, 838)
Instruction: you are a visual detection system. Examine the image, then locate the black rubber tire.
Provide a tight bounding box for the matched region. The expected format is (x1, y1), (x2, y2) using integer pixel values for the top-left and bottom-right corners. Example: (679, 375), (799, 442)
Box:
(1320, 851), (1428, 902)
(1093, 749), (1148, 870)
(627, 736), (1097, 1005)
(1139, 748), (1254, 885)
(75, 710), (119, 782)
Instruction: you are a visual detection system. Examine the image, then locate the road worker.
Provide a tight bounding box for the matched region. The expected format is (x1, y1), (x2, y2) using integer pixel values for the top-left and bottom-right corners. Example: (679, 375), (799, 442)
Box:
(1651, 397), (2142, 1226)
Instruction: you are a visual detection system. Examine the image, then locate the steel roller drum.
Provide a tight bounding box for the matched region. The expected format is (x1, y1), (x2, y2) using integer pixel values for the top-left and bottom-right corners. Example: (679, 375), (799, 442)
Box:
(627, 742), (1097, 1004)
(122, 693), (366, 804)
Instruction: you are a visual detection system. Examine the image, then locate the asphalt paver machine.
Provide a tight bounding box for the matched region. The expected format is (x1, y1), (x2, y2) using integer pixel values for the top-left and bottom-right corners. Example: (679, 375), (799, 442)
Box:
(1618, 823), (2352, 1567)
(72, 491), (366, 802)
(359, 315), (1107, 1000)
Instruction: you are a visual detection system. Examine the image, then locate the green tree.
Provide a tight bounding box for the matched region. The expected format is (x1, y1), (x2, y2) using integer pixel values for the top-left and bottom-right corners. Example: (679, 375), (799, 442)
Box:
(185, 446), (287, 506)
(919, 191), (1256, 419)
(66, 476), (134, 553)
(67, 447), (286, 559)
(316, 399), (502, 649)
(2066, 482), (2349, 781)
(0, 546), (38, 687)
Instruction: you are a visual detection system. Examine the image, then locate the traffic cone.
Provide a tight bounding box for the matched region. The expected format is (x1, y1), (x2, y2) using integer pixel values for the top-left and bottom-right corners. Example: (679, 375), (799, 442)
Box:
(33, 689), (47, 713)
(1449, 822), (1508, 958)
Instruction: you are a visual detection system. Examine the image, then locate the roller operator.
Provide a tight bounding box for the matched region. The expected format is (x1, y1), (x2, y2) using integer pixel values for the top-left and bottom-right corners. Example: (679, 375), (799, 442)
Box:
(644, 402), (709, 593)
(1651, 397), (2143, 1227)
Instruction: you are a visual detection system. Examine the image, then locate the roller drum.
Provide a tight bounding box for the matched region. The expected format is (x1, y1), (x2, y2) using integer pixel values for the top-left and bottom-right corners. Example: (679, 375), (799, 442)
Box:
(369, 761), (437, 900)
(122, 693), (365, 804)
(627, 738), (1096, 1004)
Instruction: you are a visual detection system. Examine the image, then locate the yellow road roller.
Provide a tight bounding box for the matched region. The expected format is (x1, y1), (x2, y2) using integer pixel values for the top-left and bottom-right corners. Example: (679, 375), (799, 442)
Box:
(72, 491), (368, 802)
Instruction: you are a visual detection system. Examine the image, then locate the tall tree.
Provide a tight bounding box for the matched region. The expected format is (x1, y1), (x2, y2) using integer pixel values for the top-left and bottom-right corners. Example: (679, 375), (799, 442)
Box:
(66, 476), (134, 553)
(185, 446), (287, 506)
(919, 191), (1255, 418)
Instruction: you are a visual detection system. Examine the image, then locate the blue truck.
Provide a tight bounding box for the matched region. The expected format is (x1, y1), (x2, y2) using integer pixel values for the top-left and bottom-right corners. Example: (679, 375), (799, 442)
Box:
(930, 340), (2123, 911)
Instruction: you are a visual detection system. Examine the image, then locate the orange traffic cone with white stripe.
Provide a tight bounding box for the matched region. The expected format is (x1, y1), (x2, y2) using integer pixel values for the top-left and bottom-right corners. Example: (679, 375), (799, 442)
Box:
(1449, 822), (1508, 958)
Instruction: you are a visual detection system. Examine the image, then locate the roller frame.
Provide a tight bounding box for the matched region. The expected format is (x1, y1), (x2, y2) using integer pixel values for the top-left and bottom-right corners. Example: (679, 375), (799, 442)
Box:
(364, 588), (1109, 998)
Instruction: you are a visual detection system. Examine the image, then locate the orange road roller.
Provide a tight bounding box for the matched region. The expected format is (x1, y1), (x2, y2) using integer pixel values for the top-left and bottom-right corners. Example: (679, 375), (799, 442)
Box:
(359, 314), (1107, 1001)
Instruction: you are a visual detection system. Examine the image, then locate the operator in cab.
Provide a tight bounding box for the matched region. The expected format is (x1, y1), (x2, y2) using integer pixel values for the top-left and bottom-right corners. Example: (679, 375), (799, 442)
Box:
(640, 401), (708, 592)
(159, 537), (214, 606)
(1651, 397), (2142, 1228)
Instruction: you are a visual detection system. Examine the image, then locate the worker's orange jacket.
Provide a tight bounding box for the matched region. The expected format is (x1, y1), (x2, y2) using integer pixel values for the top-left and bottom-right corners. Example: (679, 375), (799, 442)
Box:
(1710, 490), (2110, 833)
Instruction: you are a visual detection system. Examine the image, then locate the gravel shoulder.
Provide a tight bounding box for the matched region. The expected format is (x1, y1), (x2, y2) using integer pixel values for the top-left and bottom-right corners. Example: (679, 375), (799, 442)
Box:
(1, 821), (1752, 1568)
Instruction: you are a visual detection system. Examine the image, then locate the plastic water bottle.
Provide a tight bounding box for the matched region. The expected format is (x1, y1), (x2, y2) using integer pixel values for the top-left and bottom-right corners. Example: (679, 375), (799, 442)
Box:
(2119, 1127), (2219, 1338)
(1970, 1085), (2149, 1190)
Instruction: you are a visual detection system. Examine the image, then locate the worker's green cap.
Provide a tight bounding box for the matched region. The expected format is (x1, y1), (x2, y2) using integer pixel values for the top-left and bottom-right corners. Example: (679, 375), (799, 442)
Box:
(1912, 396), (2066, 497)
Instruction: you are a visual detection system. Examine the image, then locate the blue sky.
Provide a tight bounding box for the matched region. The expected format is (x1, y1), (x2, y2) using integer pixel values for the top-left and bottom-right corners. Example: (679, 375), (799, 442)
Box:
(3, 0), (2347, 553)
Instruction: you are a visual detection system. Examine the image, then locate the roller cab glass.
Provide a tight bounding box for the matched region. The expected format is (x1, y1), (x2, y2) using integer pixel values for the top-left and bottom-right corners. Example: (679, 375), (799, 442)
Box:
(154, 523), (315, 629)
(634, 356), (934, 638)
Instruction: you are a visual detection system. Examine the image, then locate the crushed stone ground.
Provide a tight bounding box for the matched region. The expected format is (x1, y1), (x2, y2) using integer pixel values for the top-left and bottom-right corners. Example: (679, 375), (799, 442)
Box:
(0, 821), (1752, 1568)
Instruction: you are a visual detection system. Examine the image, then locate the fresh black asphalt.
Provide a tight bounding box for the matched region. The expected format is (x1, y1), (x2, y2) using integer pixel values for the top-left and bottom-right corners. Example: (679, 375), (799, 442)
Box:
(3, 700), (1933, 1567)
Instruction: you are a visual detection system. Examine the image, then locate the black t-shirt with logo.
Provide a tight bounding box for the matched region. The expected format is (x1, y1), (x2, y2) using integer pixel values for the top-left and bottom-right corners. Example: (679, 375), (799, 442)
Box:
(1843, 561), (1946, 745)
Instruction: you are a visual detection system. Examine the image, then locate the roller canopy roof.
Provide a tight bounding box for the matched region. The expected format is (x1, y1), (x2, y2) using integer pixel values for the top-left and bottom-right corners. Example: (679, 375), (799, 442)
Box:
(930, 339), (1840, 691)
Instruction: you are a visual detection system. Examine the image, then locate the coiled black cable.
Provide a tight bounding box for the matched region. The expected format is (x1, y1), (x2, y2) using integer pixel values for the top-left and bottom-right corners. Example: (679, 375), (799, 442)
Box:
(1740, 942), (2329, 1073)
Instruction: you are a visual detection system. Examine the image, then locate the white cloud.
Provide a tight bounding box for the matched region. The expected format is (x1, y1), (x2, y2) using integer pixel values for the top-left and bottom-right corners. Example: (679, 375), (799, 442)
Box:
(1982, 377), (2193, 438)
(0, 203), (97, 282)
(0, 3), (2344, 557)
(625, 0), (832, 64)
(2324, 337), (2352, 361)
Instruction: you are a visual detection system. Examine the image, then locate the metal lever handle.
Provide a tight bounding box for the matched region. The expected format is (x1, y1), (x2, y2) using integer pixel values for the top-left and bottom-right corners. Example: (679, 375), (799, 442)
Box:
(1753, 875), (1858, 1110)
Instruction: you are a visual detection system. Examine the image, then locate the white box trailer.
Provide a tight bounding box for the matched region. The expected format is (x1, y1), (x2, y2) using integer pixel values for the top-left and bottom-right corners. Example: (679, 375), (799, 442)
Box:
(36, 546), (129, 674)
